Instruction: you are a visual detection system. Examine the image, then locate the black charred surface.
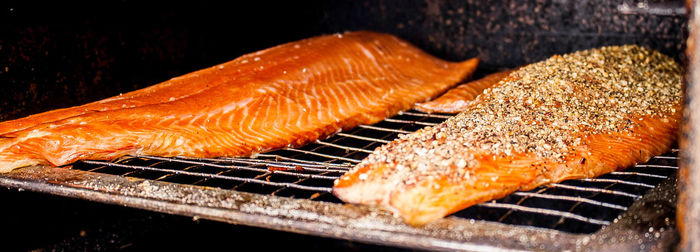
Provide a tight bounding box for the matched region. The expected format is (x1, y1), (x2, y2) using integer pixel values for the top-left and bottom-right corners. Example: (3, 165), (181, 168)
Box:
(320, 0), (687, 71)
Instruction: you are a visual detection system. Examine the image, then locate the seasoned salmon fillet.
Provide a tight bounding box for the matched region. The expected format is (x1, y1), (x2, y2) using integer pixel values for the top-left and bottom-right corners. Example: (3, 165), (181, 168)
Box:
(333, 45), (682, 225)
(0, 31), (478, 172)
(414, 69), (515, 113)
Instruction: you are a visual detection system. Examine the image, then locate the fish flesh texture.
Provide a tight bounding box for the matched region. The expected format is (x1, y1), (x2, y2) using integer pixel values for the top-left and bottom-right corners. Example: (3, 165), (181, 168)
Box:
(333, 45), (682, 225)
(0, 31), (478, 171)
(335, 45), (681, 225)
(0, 31), (478, 172)
(414, 69), (515, 113)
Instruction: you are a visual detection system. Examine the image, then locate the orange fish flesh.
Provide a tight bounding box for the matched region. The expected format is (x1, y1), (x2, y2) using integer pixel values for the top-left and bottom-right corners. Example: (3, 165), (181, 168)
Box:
(0, 31), (478, 172)
(414, 69), (515, 113)
(333, 45), (682, 225)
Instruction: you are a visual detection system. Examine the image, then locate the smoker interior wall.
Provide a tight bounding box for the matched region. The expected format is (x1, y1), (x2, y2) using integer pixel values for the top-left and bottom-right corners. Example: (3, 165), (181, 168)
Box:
(0, 0), (686, 122)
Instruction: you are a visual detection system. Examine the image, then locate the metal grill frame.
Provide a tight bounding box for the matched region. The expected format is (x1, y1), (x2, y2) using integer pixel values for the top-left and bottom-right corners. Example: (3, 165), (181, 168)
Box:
(65, 110), (678, 234)
(0, 110), (680, 251)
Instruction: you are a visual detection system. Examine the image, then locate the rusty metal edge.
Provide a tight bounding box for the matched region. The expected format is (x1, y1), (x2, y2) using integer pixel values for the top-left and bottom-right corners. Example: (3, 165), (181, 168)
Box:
(0, 165), (676, 251)
(680, 0), (699, 251)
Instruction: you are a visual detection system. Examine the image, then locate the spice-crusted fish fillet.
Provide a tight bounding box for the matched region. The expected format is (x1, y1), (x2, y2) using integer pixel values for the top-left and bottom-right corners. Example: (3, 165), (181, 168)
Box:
(333, 45), (682, 225)
(0, 31), (479, 172)
(414, 69), (515, 113)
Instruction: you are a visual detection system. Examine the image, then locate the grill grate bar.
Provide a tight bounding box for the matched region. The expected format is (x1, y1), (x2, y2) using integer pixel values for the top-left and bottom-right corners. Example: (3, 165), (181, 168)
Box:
(357, 125), (414, 134)
(511, 192), (628, 210)
(167, 155), (351, 172)
(247, 154), (355, 168)
(477, 202), (611, 226)
(129, 155), (337, 178)
(282, 148), (361, 163)
(86, 165), (108, 173)
(119, 160), (168, 177)
(335, 133), (392, 144)
(382, 118), (440, 126)
(269, 170), (338, 180)
(608, 171), (668, 179)
(634, 164), (678, 169)
(548, 183), (642, 199)
(398, 111), (453, 119)
(315, 140), (374, 153)
(81, 160), (333, 192)
(231, 169), (273, 191)
(153, 164), (200, 182)
(579, 178), (656, 188)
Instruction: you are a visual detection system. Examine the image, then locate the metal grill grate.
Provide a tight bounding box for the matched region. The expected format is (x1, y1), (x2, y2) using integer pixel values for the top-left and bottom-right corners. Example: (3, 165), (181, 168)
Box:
(70, 110), (678, 234)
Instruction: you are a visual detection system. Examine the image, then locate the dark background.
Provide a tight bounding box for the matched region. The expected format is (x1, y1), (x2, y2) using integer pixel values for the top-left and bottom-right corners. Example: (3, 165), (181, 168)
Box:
(0, 0), (687, 250)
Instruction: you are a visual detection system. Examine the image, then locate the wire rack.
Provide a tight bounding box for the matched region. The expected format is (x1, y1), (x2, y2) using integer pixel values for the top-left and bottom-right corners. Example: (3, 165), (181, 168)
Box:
(70, 110), (678, 234)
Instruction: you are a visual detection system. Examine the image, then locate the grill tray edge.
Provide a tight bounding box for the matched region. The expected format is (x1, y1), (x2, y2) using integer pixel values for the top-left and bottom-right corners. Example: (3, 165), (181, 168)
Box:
(0, 165), (678, 251)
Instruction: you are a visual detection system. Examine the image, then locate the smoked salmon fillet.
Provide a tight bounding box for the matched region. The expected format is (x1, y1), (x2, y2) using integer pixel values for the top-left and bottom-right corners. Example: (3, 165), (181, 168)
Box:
(333, 45), (682, 225)
(414, 69), (515, 113)
(0, 31), (479, 172)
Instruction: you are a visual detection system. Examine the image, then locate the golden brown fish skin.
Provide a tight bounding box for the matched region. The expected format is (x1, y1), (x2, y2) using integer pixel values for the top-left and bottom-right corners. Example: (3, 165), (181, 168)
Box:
(333, 45), (682, 226)
(0, 31), (479, 172)
(414, 69), (515, 113)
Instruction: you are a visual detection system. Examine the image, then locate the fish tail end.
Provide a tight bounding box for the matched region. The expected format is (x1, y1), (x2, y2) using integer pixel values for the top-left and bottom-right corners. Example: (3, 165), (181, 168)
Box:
(0, 135), (43, 173)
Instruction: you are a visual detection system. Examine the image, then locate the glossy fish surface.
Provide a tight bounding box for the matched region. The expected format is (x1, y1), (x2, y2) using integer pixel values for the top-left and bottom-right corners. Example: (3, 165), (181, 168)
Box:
(0, 31), (478, 172)
(333, 45), (682, 226)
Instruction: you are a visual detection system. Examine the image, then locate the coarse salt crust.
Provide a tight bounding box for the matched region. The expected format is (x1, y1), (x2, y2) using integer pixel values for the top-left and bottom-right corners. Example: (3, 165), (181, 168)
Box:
(345, 45), (682, 186)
